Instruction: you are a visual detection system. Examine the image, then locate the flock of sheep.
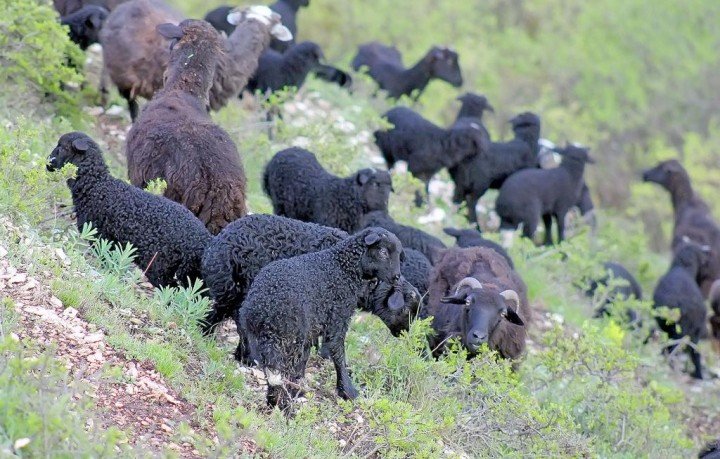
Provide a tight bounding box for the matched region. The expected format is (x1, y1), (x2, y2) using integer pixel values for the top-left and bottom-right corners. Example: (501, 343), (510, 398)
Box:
(49, 0), (720, 425)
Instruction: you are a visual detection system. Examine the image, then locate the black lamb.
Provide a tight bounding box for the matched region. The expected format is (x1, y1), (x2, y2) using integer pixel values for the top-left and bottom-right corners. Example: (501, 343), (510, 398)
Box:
(449, 112), (541, 227)
(46, 132), (211, 288)
(238, 228), (403, 408)
(352, 42), (462, 100)
(374, 106), (485, 206)
(263, 147), (393, 233)
(652, 242), (710, 379)
(442, 227), (514, 269)
(200, 214), (420, 341)
(246, 41), (323, 93)
(60, 4), (109, 50)
(360, 210), (445, 263)
(496, 144), (594, 245)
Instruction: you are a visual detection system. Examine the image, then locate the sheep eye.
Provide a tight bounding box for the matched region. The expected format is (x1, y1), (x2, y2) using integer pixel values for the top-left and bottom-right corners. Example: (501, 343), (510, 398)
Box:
(378, 248), (389, 259)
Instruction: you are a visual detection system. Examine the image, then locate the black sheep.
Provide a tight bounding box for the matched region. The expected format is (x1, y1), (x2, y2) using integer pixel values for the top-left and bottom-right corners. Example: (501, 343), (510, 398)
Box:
(642, 159), (720, 295)
(496, 144), (594, 245)
(246, 41), (323, 93)
(374, 106), (484, 206)
(352, 42), (462, 100)
(47, 132), (211, 288)
(652, 242), (710, 379)
(442, 227), (514, 269)
(60, 4), (108, 50)
(361, 210), (445, 263)
(700, 439), (720, 459)
(201, 214), (420, 341)
(449, 112), (541, 227)
(263, 147), (393, 233)
(586, 262), (641, 324)
(238, 228), (404, 408)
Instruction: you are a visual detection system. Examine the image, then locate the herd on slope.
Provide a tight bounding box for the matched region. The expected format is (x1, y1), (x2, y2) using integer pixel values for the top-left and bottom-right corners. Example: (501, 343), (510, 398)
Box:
(44, 0), (720, 449)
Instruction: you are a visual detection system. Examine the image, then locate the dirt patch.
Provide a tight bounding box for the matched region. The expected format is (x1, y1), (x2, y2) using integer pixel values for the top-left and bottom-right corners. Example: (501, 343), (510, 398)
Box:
(0, 251), (206, 457)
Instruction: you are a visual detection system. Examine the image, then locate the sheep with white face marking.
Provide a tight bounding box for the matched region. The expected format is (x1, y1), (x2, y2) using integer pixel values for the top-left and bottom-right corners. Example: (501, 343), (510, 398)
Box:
(238, 228), (404, 409)
(263, 147), (393, 233)
(424, 247), (530, 360)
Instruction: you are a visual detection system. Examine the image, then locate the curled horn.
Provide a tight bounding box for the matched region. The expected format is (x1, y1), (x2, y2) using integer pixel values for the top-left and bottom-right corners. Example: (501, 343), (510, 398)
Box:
(454, 277), (482, 294)
(499, 289), (520, 308)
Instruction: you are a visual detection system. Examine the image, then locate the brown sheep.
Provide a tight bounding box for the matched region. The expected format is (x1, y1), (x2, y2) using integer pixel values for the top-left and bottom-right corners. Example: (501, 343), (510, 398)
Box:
(423, 247), (530, 360)
(125, 19), (246, 234)
(643, 159), (720, 294)
(100, 1), (290, 120)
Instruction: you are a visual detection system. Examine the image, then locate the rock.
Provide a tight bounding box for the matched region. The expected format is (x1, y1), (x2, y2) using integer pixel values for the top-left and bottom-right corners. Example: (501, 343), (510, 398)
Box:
(13, 438), (31, 450)
(85, 332), (104, 343)
(105, 105), (125, 117)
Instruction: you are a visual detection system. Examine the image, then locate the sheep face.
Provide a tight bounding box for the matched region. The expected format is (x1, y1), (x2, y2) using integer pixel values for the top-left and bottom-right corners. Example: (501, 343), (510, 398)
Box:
(357, 169), (393, 212)
(362, 277), (420, 337)
(456, 93), (494, 115)
(291, 41), (324, 64)
(641, 159), (685, 190)
(441, 287), (524, 354)
(359, 228), (403, 285)
(47, 132), (96, 171)
(673, 241), (711, 277)
(428, 47), (463, 87)
(61, 5), (109, 50)
(557, 144), (594, 165)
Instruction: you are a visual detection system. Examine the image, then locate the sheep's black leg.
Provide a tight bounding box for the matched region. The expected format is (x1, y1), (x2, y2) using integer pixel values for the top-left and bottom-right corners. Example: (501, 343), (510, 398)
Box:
(542, 214), (554, 246)
(325, 330), (358, 400)
(414, 189), (424, 208)
(465, 193), (481, 229)
(688, 339), (703, 379)
(555, 213), (566, 243)
(119, 88), (138, 122)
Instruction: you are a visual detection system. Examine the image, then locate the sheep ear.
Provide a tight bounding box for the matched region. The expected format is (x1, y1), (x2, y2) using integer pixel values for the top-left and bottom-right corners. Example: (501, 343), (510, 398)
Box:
(364, 231), (381, 246)
(356, 169), (372, 185)
(71, 138), (91, 152)
(441, 293), (466, 305)
(156, 23), (184, 40)
(86, 12), (104, 30)
(501, 307), (524, 326)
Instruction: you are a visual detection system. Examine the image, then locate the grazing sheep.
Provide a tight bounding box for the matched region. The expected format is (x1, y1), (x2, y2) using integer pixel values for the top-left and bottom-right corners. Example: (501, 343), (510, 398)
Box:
(47, 132), (211, 288)
(201, 214), (419, 342)
(496, 144), (594, 245)
(652, 242), (710, 379)
(60, 5), (108, 50)
(442, 227), (514, 269)
(642, 159), (720, 294)
(125, 19), (249, 235)
(263, 147), (393, 233)
(352, 42), (463, 100)
(246, 41), (322, 93)
(205, 0), (309, 52)
(424, 247), (529, 359)
(374, 106), (485, 206)
(360, 210), (445, 263)
(238, 228), (404, 408)
(101, 1), (290, 120)
(586, 262), (641, 324)
(449, 112), (542, 227)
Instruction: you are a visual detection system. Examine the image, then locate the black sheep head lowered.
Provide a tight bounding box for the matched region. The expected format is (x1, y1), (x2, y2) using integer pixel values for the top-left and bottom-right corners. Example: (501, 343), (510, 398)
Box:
(356, 169), (394, 213)
(428, 46), (463, 87)
(360, 276), (421, 337)
(441, 277), (524, 355)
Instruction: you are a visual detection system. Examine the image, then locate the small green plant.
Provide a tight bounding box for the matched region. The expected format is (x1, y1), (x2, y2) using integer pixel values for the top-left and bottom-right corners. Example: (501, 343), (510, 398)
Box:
(144, 178), (168, 196)
(153, 279), (211, 331)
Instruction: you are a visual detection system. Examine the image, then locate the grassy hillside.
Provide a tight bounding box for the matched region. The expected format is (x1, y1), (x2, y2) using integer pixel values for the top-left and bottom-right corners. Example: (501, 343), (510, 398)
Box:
(1, 0), (720, 457)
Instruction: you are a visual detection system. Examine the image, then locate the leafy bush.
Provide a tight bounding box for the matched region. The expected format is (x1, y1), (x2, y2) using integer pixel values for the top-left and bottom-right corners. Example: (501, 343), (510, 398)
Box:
(0, 0), (84, 117)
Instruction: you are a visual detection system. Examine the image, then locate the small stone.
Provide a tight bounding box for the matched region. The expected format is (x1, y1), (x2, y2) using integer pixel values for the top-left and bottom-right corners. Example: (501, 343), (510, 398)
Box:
(85, 332), (104, 343)
(160, 424), (173, 433)
(105, 105), (125, 117)
(0, 246), (7, 258)
(13, 438), (30, 450)
(84, 106), (104, 116)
